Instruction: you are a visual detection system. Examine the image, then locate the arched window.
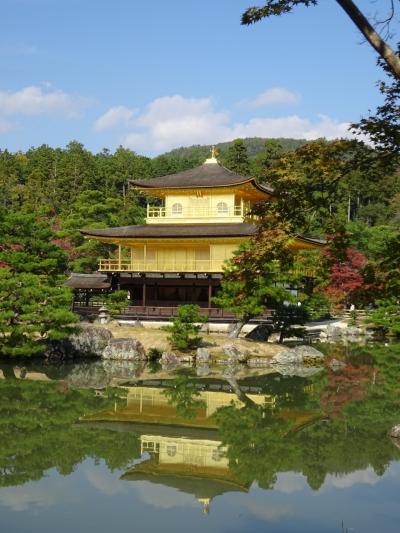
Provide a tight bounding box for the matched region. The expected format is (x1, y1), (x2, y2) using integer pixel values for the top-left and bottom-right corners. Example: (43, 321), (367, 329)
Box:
(166, 444), (177, 457)
(216, 201), (228, 215)
(171, 203), (183, 215)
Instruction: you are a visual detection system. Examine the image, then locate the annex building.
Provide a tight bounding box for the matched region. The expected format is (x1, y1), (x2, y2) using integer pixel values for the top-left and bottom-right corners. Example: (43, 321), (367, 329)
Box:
(69, 151), (323, 319)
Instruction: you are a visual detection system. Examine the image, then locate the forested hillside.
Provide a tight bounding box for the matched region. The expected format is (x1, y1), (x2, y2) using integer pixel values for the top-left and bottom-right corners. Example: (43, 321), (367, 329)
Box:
(0, 136), (399, 354)
(0, 137), (398, 275)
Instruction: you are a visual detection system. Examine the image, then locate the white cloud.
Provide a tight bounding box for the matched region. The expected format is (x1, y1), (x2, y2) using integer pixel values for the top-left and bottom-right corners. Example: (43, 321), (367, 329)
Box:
(0, 85), (89, 118)
(114, 95), (350, 152)
(244, 87), (300, 108)
(0, 476), (79, 511)
(122, 95), (231, 152)
(230, 114), (351, 141)
(93, 93), (352, 154)
(134, 480), (198, 509)
(85, 466), (124, 496)
(94, 105), (137, 131)
(322, 467), (381, 490)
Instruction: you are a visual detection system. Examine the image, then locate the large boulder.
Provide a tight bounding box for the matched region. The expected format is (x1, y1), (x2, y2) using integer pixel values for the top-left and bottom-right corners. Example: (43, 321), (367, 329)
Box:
(45, 324), (113, 359)
(293, 345), (325, 361)
(270, 345), (324, 365)
(70, 324), (113, 356)
(270, 349), (303, 365)
(223, 344), (247, 363)
(102, 338), (146, 361)
(245, 324), (272, 342)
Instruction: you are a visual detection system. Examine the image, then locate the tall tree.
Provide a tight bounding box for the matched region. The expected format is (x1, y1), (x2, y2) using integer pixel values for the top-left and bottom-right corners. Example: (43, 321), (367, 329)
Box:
(221, 138), (251, 175)
(0, 211), (76, 357)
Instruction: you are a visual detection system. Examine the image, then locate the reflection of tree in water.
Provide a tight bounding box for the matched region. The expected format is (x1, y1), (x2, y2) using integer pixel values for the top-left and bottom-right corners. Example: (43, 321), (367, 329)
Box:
(0, 379), (141, 488)
(162, 374), (206, 419)
(215, 344), (400, 491)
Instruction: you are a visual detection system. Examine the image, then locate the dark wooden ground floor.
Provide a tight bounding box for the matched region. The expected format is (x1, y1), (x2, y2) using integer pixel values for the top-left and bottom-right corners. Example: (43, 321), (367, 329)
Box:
(69, 272), (272, 321)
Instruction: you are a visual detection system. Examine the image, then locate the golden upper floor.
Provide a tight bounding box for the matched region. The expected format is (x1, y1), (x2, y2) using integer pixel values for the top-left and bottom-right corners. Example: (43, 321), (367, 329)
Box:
(130, 157), (274, 224)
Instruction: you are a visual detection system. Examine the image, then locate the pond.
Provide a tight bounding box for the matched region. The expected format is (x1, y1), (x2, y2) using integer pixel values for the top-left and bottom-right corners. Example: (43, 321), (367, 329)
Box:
(1, 343), (400, 533)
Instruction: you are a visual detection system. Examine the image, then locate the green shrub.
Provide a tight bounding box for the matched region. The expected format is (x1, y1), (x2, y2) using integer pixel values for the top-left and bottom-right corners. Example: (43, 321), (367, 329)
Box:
(368, 298), (400, 337)
(104, 290), (128, 316)
(164, 304), (207, 351)
(147, 347), (163, 361)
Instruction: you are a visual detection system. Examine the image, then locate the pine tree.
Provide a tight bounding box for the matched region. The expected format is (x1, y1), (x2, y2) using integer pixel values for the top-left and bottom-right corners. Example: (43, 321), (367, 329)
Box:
(222, 139), (250, 175)
(0, 210), (77, 357)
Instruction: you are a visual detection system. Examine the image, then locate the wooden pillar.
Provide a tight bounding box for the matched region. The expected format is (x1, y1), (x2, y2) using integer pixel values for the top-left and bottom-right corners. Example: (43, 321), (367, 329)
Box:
(155, 283), (159, 306)
(118, 244), (122, 270)
(142, 276), (147, 306)
(130, 247), (134, 269)
(208, 276), (212, 308)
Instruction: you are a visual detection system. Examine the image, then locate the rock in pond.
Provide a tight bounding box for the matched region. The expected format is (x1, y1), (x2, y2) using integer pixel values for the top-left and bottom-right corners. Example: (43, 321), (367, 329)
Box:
(102, 338), (146, 361)
(293, 345), (325, 360)
(196, 347), (210, 363)
(161, 351), (180, 369)
(270, 345), (324, 365)
(45, 324), (113, 358)
(389, 425), (400, 439)
(270, 349), (303, 365)
(223, 344), (247, 363)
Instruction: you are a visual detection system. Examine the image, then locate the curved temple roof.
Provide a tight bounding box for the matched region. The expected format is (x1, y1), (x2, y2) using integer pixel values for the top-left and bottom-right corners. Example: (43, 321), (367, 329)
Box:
(129, 161), (274, 195)
(80, 223), (325, 247)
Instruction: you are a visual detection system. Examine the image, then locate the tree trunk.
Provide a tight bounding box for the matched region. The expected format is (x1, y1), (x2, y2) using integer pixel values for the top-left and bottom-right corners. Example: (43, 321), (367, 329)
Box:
(228, 320), (245, 338)
(225, 377), (257, 407)
(336, 0), (400, 79)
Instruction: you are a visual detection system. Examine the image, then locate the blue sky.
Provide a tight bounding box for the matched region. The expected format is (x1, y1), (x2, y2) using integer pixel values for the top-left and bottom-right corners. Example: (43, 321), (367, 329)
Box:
(0, 0), (397, 155)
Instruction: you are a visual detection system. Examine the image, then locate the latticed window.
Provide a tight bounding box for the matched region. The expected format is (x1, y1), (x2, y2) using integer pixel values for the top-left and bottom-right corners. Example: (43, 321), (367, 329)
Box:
(216, 201), (228, 214)
(171, 203), (183, 215)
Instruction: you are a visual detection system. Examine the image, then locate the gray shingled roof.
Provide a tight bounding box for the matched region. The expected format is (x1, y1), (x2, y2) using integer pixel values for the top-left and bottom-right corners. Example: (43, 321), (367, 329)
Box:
(80, 223), (325, 246)
(129, 162), (274, 194)
(81, 223), (256, 239)
(65, 273), (111, 289)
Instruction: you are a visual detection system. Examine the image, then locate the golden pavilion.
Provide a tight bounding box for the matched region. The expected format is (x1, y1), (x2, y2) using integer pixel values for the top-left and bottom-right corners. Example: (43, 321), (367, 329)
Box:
(73, 150), (323, 318)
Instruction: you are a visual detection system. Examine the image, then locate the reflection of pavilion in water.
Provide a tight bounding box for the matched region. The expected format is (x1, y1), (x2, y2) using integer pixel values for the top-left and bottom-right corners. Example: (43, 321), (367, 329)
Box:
(125, 385), (275, 424)
(123, 433), (249, 514)
(85, 383), (275, 512)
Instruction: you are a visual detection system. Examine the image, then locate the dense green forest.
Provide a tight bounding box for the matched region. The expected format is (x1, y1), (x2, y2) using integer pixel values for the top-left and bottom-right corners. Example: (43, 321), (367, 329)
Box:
(0, 136), (399, 355)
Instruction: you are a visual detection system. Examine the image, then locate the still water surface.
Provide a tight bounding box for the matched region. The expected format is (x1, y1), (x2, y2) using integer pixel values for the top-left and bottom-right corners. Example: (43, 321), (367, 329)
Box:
(1, 344), (399, 533)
